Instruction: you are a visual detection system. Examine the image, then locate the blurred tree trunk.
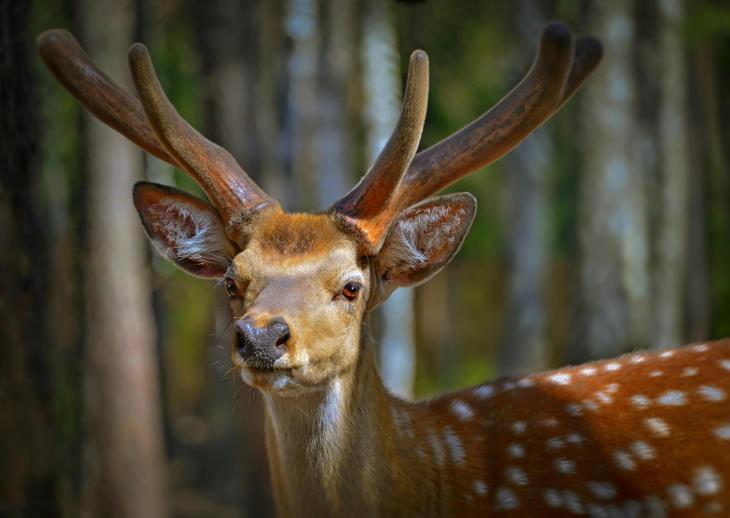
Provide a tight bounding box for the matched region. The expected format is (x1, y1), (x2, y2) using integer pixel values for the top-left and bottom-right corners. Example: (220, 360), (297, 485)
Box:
(195, 1), (274, 514)
(79, 1), (167, 516)
(361, 0), (416, 397)
(286, 0), (319, 209)
(690, 44), (724, 341)
(0, 0), (60, 514)
(651, 0), (690, 347)
(571, 0), (650, 362)
(499, 0), (551, 375)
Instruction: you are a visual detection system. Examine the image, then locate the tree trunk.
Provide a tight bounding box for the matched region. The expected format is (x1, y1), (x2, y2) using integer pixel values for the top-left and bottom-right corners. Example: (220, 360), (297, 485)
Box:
(651, 0), (690, 347)
(571, 0), (650, 362)
(0, 0), (60, 514)
(499, 0), (551, 375)
(361, 0), (416, 398)
(80, 1), (167, 516)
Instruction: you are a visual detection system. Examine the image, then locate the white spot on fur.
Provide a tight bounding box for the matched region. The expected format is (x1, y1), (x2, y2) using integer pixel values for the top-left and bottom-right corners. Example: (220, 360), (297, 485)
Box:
(555, 458), (576, 474)
(549, 373), (572, 385)
(630, 355), (646, 364)
(391, 407), (414, 438)
(645, 417), (671, 437)
(450, 399), (474, 421)
(544, 488), (562, 508)
(693, 344), (709, 353)
(667, 484), (693, 508)
(630, 394), (652, 409)
(443, 427), (465, 465)
(508, 443), (525, 458)
(511, 421), (526, 434)
(713, 424), (730, 440)
(660, 350), (674, 358)
(698, 385), (726, 402)
(631, 441), (656, 460)
(503, 381), (517, 390)
(505, 466), (529, 486)
(613, 450), (636, 471)
(566, 403), (583, 417)
(606, 383), (620, 393)
(681, 367), (698, 377)
(719, 359), (730, 371)
(566, 433), (584, 444)
(657, 390), (687, 406)
(596, 391), (613, 405)
(605, 362), (621, 371)
(562, 490), (584, 514)
(517, 377), (535, 388)
(649, 370), (664, 377)
(474, 385), (495, 399)
(495, 487), (519, 510)
(473, 480), (488, 496)
(581, 366), (597, 376)
(427, 430), (445, 467)
(582, 399), (600, 412)
(693, 466), (722, 495)
(547, 437), (566, 450)
(587, 481), (617, 500)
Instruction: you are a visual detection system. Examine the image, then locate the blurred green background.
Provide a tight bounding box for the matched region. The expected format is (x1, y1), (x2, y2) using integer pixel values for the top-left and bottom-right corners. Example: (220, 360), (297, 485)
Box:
(3, 0), (730, 516)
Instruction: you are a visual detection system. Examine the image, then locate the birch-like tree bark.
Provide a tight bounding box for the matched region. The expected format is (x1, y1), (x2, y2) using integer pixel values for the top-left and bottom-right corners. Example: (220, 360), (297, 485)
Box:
(571, 0), (650, 362)
(80, 1), (167, 516)
(362, 0), (416, 397)
(499, 0), (551, 375)
(651, 0), (690, 347)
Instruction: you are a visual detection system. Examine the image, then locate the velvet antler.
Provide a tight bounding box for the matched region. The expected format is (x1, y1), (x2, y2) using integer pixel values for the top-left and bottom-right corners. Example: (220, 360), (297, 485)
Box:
(331, 22), (602, 253)
(37, 30), (277, 234)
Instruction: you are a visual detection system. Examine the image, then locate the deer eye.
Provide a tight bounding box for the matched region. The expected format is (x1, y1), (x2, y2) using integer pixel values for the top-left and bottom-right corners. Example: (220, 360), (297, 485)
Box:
(224, 278), (238, 299)
(341, 281), (362, 301)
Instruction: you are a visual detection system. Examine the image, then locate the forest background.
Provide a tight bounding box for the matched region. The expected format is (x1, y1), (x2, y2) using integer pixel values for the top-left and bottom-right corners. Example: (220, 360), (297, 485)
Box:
(3, 0), (730, 516)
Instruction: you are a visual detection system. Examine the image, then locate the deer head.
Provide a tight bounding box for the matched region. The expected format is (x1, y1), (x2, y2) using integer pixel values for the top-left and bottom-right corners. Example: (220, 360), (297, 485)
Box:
(37, 23), (601, 397)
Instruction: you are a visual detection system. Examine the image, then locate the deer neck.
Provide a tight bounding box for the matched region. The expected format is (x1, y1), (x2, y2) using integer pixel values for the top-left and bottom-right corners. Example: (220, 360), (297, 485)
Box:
(262, 339), (401, 516)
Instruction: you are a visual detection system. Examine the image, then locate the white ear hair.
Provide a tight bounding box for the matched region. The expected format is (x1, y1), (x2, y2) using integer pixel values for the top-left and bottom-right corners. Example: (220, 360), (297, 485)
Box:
(148, 198), (229, 269)
(375, 193), (476, 296)
(378, 205), (451, 272)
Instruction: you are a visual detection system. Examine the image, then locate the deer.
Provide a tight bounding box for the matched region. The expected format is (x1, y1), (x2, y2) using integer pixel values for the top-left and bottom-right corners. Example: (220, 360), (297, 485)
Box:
(38, 21), (730, 517)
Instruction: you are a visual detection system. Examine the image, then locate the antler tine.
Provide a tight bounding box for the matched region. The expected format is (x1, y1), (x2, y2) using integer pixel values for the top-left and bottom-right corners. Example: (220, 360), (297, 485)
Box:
(37, 29), (174, 165)
(393, 22), (595, 212)
(332, 50), (429, 250)
(128, 43), (277, 229)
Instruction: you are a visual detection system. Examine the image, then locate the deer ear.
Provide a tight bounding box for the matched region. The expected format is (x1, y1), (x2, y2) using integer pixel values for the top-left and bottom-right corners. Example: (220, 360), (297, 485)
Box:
(375, 193), (476, 298)
(133, 181), (234, 278)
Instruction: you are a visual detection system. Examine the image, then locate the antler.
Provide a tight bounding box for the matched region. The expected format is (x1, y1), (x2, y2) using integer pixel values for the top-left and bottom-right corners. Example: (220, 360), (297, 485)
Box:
(37, 29), (277, 233)
(127, 44), (276, 224)
(394, 27), (602, 211)
(332, 22), (602, 252)
(332, 50), (429, 249)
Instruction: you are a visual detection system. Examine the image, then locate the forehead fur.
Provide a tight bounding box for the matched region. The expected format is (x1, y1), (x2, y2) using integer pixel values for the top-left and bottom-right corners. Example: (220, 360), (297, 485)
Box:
(252, 212), (354, 257)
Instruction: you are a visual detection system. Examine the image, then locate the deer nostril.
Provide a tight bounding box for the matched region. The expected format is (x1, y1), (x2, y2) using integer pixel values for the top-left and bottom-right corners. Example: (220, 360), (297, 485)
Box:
(270, 319), (290, 348)
(275, 329), (290, 347)
(236, 327), (249, 357)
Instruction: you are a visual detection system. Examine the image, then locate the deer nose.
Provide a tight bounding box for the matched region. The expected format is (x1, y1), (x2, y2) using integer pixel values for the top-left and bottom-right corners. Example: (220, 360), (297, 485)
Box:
(235, 317), (290, 369)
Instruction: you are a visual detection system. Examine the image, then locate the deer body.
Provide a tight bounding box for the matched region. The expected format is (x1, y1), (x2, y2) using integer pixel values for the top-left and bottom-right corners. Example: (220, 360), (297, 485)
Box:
(38, 20), (730, 517)
(263, 336), (730, 517)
